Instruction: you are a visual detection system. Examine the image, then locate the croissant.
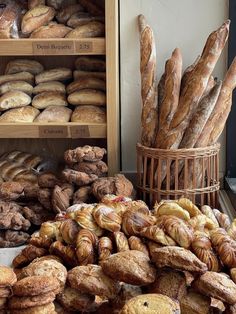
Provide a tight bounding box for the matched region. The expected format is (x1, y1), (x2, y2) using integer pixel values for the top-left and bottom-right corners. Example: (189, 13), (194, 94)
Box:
(98, 237), (113, 261)
(140, 225), (176, 246)
(76, 229), (98, 265)
(39, 221), (62, 240)
(213, 209), (231, 230)
(49, 240), (78, 267)
(154, 201), (190, 221)
(12, 244), (47, 268)
(211, 228), (236, 268)
(29, 236), (53, 249)
(191, 231), (221, 271)
(125, 200), (149, 213)
(122, 208), (156, 236)
(189, 215), (217, 232)
(93, 204), (122, 232)
(101, 194), (132, 217)
(177, 198), (202, 217)
(163, 215), (193, 248)
(128, 236), (149, 256)
(201, 205), (219, 227)
(114, 231), (129, 252)
(228, 220), (236, 241)
(60, 219), (80, 245)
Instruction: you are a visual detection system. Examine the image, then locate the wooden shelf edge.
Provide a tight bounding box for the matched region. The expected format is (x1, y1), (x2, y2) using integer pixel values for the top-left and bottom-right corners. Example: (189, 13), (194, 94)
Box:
(0, 123), (107, 139)
(0, 38), (105, 56)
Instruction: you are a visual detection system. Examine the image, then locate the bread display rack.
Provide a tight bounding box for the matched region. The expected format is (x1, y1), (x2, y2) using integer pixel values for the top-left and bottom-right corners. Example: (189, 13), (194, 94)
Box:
(0, 0), (119, 175)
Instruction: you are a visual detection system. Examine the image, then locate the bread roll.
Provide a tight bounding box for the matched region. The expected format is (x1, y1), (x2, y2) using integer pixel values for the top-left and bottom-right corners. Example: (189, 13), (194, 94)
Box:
(67, 12), (104, 28)
(46, 0), (64, 9)
(35, 68), (72, 84)
(21, 5), (56, 35)
(68, 89), (106, 106)
(28, 0), (45, 9)
(66, 21), (105, 38)
(56, 4), (84, 24)
(67, 78), (106, 94)
(71, 105), (106, 123)
(0, 81), (33, 96)
(30, 23), (72, 38)
(73, 70), (106, 81)
(0, 106), (40, 123)
(32, 92), (67, 109)
(0, 1), (20, 39)
(34, 106), (72, 122)
(5, 59), (44, 75)
(75, 57), (106, 72)
(33, 81), (66, 94)
(79, 0), (104, 16)
(0, 72), (34, 86)
(0, 91), (31, 111)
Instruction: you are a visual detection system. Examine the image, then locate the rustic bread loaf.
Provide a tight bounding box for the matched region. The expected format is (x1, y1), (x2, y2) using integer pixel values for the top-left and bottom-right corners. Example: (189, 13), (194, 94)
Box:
(66, 21), (105, 38)
(74, 70), (106, 81)
(0, 2), (20, 39)
(30, 22), (72, 38)
(71, 105), (106, 123)
(5, 59), (44, 75)
(32, 92), (67, 109)
(68, 89), (106, 106)
(33, 81), (66, 94)
(35, 68), (72, 84)
(66, 77), (106, 94)
(0, 72), (34, 86)
(0, 91), (31, 111)
(34, 106), (72, 122)
(75, 57), (106, 72)
(67, 12), (104, 28)
(0, 81), (33, 96)
(79, 0), (104, 16)
(0, 106), (40, 123)
(56, 4), (84, 24)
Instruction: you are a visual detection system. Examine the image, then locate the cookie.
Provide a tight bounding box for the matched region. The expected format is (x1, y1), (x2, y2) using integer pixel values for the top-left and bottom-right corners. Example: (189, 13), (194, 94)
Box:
(10, 302), (56, 314)
(0, 265), (17, 286)
(8, 292), (56, 309)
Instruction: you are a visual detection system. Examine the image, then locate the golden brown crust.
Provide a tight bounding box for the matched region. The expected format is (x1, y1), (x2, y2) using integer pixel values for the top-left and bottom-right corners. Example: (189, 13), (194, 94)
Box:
(67, 77), (106, 94)
(49, 241), (78, 268)
(73, 186), (92, 204)
(75, 229), (98, 266)
(0, 266), (17, 286)
(52, 184), (74, 213)
(180, 290), (211, 314)
(71, 105), (106, 123)
(12, 245), (48, 268)
(101, 250), (156, 286)
(35, 68), (72, 84)
(59, 219), (80, 245)
(93, 204), (122, 232)
(128, 236), (149, 256)
(140, 225), (176, 246)
(114, 231), (130, 252)
(8, 292), (56, 309)
(5, 59), (44, 76)
(64, 145), (106, 164)
(10, 302), (55, 314)
(30, 23), (72, 38)
(98, 237), (113, 261)
(212, 209), (231, 230)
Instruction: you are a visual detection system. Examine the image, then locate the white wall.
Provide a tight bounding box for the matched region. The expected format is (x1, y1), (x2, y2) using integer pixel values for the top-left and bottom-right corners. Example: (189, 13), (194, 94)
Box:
(120, 0), (229, 177)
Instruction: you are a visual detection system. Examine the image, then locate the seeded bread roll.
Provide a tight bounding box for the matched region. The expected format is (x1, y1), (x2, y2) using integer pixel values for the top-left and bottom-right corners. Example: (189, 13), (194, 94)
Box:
(30, 22), (72, 38)
(35, 68), (72, 84)
(0, 72), (34, 86)
(66, 21), (105, 38)
(71, 105), (106, 123)
(34, 106), (72, 122)
(21, 5), (56, 35)
(0, 106), (40, 123)
(68, 89), (106, 106)
(32, 92), (67, 109)
(33, 81), (66, 94)
(0, 91), (31, 111)
(5, 59), (44, 75)
(0, 81), (33, 96)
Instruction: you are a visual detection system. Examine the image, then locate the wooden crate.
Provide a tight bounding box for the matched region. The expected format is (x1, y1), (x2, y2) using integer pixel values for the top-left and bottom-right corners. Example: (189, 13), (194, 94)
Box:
(0, 0), (119, 175)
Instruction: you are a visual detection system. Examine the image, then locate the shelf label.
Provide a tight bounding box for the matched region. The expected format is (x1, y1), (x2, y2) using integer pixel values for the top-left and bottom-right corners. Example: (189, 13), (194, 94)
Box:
(70, 125), (90, 138)
(33, 41), (75, 55)
(39, 126), (68, 138)
(76, 41), (93, 53)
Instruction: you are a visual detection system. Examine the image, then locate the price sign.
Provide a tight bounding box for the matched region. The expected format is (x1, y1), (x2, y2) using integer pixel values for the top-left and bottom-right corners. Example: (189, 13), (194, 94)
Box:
(76, 41), (93, 53)
(39, 126), (68, 138)
(33, 41), (75, 55)
(70, 125), (90, 138)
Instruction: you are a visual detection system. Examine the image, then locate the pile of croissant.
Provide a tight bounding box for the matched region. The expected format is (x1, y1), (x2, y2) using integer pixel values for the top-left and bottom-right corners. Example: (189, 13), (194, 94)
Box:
(10, 196), (236, 313)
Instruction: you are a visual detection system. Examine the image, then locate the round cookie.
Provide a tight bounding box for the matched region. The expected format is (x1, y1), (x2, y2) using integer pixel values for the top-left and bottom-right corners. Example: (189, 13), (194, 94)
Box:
(13, 276), (60, 297)
(10, 302), (56, 314)
(0, 265), (17, 286)
(8, 292), (56, 309)
(120, 294), (180, 314)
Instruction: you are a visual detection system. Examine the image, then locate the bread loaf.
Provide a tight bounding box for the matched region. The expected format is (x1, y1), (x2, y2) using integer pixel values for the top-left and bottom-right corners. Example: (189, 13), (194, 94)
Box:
(32, 92), (67, 109)
(66, 21), (105, 38)
(28, 0), (45, 9)
(30, 23), (72, 38)
(0, 106), (40, 123)
(138, 15), (158, 147)
(0, 91), (31, 111)
(67, 12), (104, 28)
(73, 71), (106, 81)
(35, 68), (72, 84)
(34, 106), (72, 122)
(68, 89), (106, 106)
(71, 105), (106, 123)
(0, 1), (20, 39)
(154, 48), (182, 148)
(33, 81), (66, 94)
(21, 5), (56, 35)
(75, 57), (106, 72)
(0, 72), (34, 86)
(5, 59), (44, 76)
(79, 0), (104, 16)
(180, 56), (200, 93)
(56, 4), (84, 24)
(46, 0), (64, 10)
(0, 81), (33, 96)
(160, 20), (230, 149)
(67, 78), (106, 94)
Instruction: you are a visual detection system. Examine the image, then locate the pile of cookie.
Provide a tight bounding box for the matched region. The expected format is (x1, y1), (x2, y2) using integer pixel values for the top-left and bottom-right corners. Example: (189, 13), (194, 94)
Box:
(7, 196), (236, 313)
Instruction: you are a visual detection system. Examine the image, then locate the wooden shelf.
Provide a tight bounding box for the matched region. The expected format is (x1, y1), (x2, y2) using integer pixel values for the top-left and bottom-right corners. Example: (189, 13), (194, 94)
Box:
(0, 38), (105, 56)
(0, 123), (107, 139)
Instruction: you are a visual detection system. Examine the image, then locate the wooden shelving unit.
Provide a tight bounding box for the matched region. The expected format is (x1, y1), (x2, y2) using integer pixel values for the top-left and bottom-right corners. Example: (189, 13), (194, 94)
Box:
(0, 0), (119, 175)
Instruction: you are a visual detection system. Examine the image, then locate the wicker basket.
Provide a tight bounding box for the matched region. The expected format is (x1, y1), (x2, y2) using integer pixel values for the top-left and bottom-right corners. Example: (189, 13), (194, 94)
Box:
(136, 142), (220, 207)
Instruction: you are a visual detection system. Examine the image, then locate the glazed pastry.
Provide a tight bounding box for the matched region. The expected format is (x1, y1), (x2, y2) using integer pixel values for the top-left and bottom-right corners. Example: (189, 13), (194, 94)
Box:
(114, 231), (129, 252)
(49, 241), (78, 268)
(140, 225), (176, 246)
(60, 219), (80, 245)
(213, 209), (231, 230)
(76, 229), (98, 265)
(228, 219), (236, 240)
(0, 265), (17, 286)
(39, 221), (62, 240)
(128, 236), (149, 256)
(201, 205), (219, 227)
(29, 235), (52, 249)
(12, 245), (48, 268)
(189, 214), (217, 233)
(98, 237), (113, 262)
(154, 201), (190, 221)
(93, 204), (122, 232)
(176, 198), (201, 217)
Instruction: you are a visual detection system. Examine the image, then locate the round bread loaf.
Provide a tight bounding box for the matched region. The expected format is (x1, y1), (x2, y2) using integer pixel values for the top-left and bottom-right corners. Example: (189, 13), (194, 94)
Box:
(5, 59), (44, 75)
(71, 105), (106, 123)
(32, 92), (67, 109)
(0, 81), (33, 96)
(68, 89), (106, 106)
(0, 91), (31, 111)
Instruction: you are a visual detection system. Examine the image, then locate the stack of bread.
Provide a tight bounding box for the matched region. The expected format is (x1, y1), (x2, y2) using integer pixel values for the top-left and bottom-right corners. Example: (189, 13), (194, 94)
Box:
(0, 0), (105, 39)
(0, 57), (106, 123)
(9, 196), (236, 313)
(0, 266), (17, 313)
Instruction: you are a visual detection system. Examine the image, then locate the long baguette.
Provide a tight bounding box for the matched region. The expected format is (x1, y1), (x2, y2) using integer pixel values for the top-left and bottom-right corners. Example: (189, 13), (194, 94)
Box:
(154, 48), (182, 148)
(160, 20), (230, 149)
(180, 56), (200, 93)
(138, 15), (158, 147)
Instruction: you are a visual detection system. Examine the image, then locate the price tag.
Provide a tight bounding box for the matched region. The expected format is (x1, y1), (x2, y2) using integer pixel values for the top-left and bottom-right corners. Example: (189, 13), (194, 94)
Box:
(70, 125), (90, 138)
(76, 41), (93, 53)
(33, 41), (75, 55)
(39, 126), (68, 138)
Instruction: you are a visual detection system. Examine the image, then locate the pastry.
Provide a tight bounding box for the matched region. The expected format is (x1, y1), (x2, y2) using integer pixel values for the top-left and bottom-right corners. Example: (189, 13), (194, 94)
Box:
(62, 169), (98, 186)
(73, 186), (92, 204)
(201, 205), (219, 227)
(154, 201), (190, 221)
(180, 290), (211, 314)
(28, 0), (46, 9)
(66, 21), (105, 38)
(140, 225), (176, 246)
(0, 266), (17, 286)
(60, 219), (80, 245)
(128, 236), (149, 256)
(8, 292), (56, 309)
(73, 160), (108, 177)
(93, 204), (122, 232)
(0, 81), (33, 96)
(189, 215), (216, 232)
(0, 91), (31, 111)
(0, 106), (40, 123)
(75, 229), (97, 265)
(32, 92), (67, 109)
(0, 230), (29, 248)
(98, 236), (113, 261)
(38, 172), (59, 188)
(29, 235), (53, 249)
(68, 89), (106, 106)
(52, 184), (74, 213)
(30, 22), (72, 38)
(176, 198), (201, 217)
(114, 231), (130, 252)
(71, 105), (106, 123)
(64, 145), (106, 164)
(101, 250), (156, 285)
(37, 188), (52, 210)
(35, 68), (72, 84)
(5, 59), (44, 75)
(9, 302), (56, 314)
(12, 245), (47, 268)
(213, 209), (231, 230)
(49, 241), (78, 268)
(0, 181), (24, 201)
(39, 221), (62, 240)
(22, 204), (54, 226)
(33, 81), (66, 94)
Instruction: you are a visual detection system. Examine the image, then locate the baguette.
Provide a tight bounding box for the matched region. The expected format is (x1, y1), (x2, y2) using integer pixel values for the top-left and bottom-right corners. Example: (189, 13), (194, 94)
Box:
(157, 72), (166, 114)
(73, 70), (106, 81)
(154, 48), (182, 148)
(0, 91), (31, 111)
(75, 57), (106, 72)
(32, 92), (67, 109)
(79, 0), (104, 16)
(21, 5), (56, 35)
(33, 81), (66, 94)
(34, 106), (72, 122)
(30, 23), (72, 38)
(66, 77), (106, 94)
(0, 106), (40, 123)
(67, 12), (104, 28)
(138, 14), (157, 147)
(65, 21), (105, 38)
(35, 68), (72, 84)
(0, 81), (33, 96)
(160, 20), (230, 149)
(0, 72), (34, 86)
(180, 56), (200, 93)
(56, 4), (84, 24)
(5, 59), (44, 76)
(68, 89), (106, 106)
